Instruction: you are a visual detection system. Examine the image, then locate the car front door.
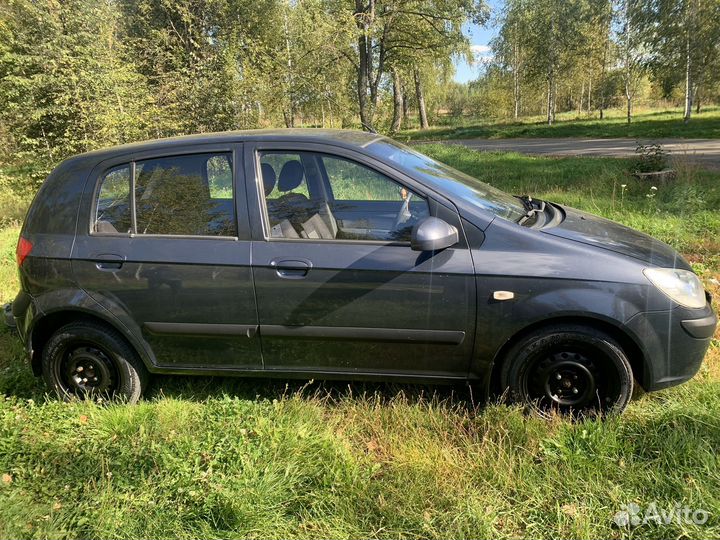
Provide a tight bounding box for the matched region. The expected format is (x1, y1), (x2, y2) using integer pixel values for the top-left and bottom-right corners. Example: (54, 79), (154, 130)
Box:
(72, 144), (262, 370)
(246, 142), (476, 379)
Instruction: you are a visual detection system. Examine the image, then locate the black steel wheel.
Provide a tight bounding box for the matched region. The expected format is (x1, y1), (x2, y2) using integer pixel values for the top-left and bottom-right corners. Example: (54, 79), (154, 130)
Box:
(42, 321), (148, 403)
(59, 345), (117, 395)
(500, 324), (634, 416)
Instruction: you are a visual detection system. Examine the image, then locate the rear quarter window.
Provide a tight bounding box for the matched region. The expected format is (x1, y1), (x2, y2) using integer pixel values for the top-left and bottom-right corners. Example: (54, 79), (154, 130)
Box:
(94, 165), (131, 234)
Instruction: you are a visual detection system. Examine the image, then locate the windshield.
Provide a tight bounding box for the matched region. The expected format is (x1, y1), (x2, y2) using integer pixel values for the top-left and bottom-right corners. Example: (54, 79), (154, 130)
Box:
(365, 138), (526, 222)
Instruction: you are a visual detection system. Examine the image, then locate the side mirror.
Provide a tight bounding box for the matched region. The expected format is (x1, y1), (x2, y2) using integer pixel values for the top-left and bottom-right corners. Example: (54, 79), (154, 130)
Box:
(410, 217), (459, 252)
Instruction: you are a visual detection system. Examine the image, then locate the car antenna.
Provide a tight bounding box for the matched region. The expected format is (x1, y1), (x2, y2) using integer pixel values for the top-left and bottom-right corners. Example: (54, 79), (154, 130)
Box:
(360, 121), (377, 134)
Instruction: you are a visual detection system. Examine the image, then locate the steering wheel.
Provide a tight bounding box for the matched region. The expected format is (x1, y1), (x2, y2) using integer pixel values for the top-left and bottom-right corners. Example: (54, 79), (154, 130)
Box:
(393, 192), (413, 230)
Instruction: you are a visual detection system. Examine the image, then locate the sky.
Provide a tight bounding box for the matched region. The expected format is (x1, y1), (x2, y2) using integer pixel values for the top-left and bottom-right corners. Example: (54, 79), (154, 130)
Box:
(453, 0), (502, 83)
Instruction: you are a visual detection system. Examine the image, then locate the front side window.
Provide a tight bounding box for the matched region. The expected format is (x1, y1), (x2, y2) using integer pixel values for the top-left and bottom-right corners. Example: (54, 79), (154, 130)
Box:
(135, 153), (236, 236)
(258, 151), (428, 242)
(323, 156), (404, 201)
(94, 165), (131, 234)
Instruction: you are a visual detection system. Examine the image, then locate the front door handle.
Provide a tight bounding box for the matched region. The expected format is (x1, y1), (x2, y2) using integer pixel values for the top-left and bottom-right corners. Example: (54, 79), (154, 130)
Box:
(270, 258), (312, 279)
(92, 253), (125, 271)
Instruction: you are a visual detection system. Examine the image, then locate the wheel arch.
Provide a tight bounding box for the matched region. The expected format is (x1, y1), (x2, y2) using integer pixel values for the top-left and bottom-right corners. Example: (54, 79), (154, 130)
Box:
(488, 315), (648, 396)
(29, 308), (153, 376)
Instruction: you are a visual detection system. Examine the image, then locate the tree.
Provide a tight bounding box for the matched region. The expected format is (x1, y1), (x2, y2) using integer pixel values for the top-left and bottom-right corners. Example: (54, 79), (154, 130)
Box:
(592, 0), (615, 119)
(492, 0), (530, 119)
(617, 0), (645, 123)
(518, 0), (591, 125)
(327, 0), (489, 131)
(640, 0), (720, 122)
(0, 0), (155, 162)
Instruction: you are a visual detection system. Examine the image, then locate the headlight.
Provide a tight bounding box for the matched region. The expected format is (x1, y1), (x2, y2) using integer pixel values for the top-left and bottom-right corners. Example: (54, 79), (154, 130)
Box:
(643, 268), (706, 309)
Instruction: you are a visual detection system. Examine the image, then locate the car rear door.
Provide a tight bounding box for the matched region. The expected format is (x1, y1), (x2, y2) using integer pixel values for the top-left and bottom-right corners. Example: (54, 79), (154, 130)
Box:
(72, 143), (262, 370)
(245, 141), (476, 379)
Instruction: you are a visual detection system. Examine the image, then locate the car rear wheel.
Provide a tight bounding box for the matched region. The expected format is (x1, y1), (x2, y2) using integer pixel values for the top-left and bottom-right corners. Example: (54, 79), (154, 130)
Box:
(42, 321), (148, 403)
(500, 324), (634, 416)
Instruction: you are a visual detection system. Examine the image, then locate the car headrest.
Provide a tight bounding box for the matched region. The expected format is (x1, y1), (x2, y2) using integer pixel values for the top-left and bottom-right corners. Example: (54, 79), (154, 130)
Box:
(278, 160), (304, 192)
(261, 163), (276, 196)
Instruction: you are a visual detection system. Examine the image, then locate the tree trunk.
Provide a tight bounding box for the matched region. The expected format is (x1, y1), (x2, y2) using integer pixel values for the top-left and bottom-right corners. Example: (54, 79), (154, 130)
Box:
(599, 37), (609, 119)
(587, 77), (592, 115)
(622, 0), (632, 124)
(357, 34), (371, 130)
(414, 68), (429, 129)
(695, 88), (701, 114)
(626, 92), (632, 124)
(401, 82), (410, 120)
(546, 71), (557, 125)
(391, 69), (403, 132)
(578, 80), (585, 115)
(512, 35), (520, 120)
(683, 30), (693, 123)
(283, 7), (294, 128)
(597, 0), (612, 120)
(546, 76), (553, 125)
(355, 0), (377, 131)
(513, 68), (520, 120)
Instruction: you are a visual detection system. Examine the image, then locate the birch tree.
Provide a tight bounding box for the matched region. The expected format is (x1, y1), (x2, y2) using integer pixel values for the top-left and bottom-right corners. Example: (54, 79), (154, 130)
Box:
(640, 0), (720, 122)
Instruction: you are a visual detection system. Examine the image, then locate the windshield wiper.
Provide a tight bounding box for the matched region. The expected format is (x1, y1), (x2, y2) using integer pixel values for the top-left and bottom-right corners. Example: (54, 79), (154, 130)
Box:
(516, 195), (546, 225)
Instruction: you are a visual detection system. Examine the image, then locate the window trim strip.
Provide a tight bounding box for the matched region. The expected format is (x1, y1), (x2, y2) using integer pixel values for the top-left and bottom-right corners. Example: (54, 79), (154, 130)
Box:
(130, 161), (137, 234)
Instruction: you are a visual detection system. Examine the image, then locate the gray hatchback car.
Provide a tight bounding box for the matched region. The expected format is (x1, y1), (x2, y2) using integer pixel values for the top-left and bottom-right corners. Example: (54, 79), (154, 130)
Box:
(5, 129), (717, 414)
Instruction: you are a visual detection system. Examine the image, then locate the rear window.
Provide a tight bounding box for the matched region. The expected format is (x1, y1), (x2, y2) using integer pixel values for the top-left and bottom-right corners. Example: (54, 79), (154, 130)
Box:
(92, 153), (237, 237)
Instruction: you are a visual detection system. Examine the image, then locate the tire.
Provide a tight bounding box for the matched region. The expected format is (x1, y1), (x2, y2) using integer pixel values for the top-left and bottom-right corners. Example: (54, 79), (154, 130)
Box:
(42, 321), (149, 403)
(499, 324), (633, 416)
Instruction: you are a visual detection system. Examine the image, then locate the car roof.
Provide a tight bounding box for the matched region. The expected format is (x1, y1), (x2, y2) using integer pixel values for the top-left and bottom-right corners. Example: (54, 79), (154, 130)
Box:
(62, 129), (387, 168)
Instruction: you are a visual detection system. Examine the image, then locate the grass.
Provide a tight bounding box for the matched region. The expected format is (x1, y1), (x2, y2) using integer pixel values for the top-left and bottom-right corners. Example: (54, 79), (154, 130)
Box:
(400, 106), (720, 141)
(1, 147), (719, 539)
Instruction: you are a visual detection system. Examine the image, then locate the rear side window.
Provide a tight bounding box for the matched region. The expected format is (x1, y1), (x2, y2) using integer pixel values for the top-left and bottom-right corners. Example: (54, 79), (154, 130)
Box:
(93, 153), (237, 237)
(94, 165), (131, 234)
(135, 153), (236, 236)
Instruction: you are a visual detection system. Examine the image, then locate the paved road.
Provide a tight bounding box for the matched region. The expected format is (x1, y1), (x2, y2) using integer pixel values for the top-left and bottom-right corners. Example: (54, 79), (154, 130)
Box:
(441, 138), (720, 169)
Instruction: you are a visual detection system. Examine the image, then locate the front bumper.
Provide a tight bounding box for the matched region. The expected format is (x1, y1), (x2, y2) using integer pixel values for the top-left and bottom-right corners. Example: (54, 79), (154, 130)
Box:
(625, 302), (717, 391)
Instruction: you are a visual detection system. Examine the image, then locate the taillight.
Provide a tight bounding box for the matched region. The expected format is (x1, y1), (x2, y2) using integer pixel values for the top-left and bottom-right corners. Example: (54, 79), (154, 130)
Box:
(16, 236), (33, 267)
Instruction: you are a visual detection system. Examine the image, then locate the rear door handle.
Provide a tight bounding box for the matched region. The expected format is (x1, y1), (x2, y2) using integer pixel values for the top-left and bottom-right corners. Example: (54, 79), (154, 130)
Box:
(92, 253), (125, 271)
(269, 258), (311, 279)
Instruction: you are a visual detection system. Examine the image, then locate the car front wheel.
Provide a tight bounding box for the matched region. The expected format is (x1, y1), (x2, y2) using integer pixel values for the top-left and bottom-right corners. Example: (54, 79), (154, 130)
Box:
(500, 324), (634, 416)
(42, 321), (148, 403)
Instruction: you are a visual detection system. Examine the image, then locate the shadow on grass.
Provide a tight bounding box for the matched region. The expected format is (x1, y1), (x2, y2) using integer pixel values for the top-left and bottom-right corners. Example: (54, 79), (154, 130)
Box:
(147, 373), (478, 408)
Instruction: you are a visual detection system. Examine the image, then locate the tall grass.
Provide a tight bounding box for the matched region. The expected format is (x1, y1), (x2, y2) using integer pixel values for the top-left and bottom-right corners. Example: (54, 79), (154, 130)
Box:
(1, 148), (719, 539)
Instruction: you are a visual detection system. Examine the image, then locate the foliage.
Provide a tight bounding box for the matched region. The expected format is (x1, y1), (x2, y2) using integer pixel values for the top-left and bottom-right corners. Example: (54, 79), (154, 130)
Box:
(1, 0), (720, 169)
(482, 0), (720, 123)
(632, 142), (670, 172)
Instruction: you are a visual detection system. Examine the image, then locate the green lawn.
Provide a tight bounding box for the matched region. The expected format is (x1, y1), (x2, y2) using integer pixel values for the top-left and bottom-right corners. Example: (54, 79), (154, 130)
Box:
(1, 148), (719, 539)
(400, 106), (720, 141)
